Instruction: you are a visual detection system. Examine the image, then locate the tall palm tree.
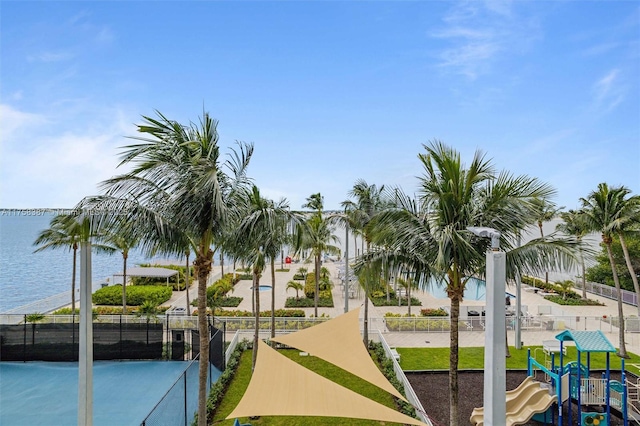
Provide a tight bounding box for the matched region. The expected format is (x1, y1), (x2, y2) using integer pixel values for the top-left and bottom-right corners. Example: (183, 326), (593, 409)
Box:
(581, 183), (639, 358)
(34, 214), (83, 312)
(296, 193), (340, 317)
(234, 185), (296, 342)
(363, 141), (577, 426)
(531, 197), (564, 284)
(84, 110), (253, 426)
(103, 226), (138, 314)
(556, 209), (591, 300)
(342, 179), (390, 344)
(34, 214), (114, 312)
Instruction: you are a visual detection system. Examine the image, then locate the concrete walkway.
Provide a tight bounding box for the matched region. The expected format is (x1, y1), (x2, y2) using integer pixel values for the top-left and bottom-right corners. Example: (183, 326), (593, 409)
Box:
(165, 261), (640, 354)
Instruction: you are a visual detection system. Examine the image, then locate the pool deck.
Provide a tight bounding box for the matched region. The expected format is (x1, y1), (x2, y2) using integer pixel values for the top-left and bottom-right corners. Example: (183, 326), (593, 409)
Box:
(165, 261), (640, 355)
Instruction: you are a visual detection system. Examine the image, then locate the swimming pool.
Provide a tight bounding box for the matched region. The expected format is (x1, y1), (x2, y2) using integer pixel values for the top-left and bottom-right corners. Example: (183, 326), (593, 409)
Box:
(0, 360), (222, 426)
(251, 285), (272, 292)
(428, 277), (486, 301)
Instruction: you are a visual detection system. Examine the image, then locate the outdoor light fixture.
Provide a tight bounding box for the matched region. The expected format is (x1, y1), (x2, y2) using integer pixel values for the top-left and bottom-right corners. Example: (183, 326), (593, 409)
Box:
(467, 226), (506, 426)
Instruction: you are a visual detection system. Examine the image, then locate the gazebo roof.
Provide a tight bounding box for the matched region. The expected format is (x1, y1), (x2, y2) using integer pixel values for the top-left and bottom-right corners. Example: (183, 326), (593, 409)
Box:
(113, 267), (178, 278)
(555, 330), (616, 353)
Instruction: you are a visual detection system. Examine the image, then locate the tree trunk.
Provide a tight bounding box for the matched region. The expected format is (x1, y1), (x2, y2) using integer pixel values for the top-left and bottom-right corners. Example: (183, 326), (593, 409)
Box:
(407, 284), (411, 316)
(252, 274), (256, 315)
(252, 270), (261, 370)
(220, 251), (224, 276)
(314, 253), (320, 317)
(122, 252), (128, 314)
(619, 234), (640, 316)
(539, 223), (549, 284)
(449, 294), (460, 426)
(363, 275), (369, 346)
(72, 244), (77, 312)
(194, 248), (213, 426)
(271, 258), (276, 339)
(606, 241), (628, 358)
(580, 242), (587, 300)
(185, 252), (191, 315)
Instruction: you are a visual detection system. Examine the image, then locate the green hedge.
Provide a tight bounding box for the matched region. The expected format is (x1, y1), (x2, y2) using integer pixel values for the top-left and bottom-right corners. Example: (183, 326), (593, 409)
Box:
(213, 309), (306, 318)
(53, 306), (170, 315)
(92, 285), (172, 306)
(370, 296), (422, 307)
(205, 339), (249, 424)
(368, 341), (419, 419)
(285, 296), (334, 308)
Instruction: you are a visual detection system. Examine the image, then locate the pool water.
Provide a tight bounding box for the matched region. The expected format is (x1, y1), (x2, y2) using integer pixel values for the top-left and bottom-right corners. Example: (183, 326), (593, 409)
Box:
(251, 285), (273, 292)
(0, 360), (221, 426)
(428, 277), (486, 300)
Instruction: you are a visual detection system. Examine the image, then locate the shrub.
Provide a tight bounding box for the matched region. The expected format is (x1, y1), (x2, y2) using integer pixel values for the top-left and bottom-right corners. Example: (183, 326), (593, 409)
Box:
(92, 285), (172, 306)
(285, 296), (334, 308)
(304, 273), (332, 299)
(205, 339), (249, 423)
(370, 295), (421, 307)
(369, 341), (419, 419)
(53, 306), (171, 315)
(213, 309), (306, 317)
(420, 308), (448, 317)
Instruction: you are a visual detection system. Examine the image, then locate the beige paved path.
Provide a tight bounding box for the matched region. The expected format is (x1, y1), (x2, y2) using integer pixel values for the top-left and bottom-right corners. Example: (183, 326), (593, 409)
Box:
(165, 261), (640, 354)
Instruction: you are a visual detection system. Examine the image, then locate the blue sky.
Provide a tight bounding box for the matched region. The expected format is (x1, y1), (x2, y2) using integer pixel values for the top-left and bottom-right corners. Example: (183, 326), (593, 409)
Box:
(1, 1), (638, 211)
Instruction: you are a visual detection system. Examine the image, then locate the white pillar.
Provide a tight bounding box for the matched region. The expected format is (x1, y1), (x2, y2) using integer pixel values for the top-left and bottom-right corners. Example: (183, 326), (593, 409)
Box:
(78, 241), (93, 426)
(484, 249), (506, 426)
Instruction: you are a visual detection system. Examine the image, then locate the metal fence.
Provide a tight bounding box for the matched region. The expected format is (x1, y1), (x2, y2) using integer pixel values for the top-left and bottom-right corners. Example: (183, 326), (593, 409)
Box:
(576, 280), (639, 307)
(0, 319), (164, 361)
(141, 328), (223, 426)
(140, 356), (200, 426)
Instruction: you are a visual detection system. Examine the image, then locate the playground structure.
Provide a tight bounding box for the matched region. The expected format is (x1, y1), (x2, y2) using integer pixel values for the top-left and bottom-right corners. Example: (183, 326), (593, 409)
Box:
(471, 330), (640, 426)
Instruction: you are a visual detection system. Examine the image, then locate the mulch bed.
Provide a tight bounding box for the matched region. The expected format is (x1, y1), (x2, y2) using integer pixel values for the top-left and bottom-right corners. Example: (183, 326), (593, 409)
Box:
(406, 370), (627, 426)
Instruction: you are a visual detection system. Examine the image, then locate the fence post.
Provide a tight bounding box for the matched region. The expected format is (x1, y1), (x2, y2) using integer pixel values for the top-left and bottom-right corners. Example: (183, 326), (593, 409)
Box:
(183, 372), (188, 426)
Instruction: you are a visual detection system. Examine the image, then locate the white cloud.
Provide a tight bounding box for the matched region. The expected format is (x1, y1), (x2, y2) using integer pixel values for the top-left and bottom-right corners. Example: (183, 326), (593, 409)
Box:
(431, 0), (538, 79)
(0, 104), (136, 208)
(592, 69), (625, 113)
(0, 104), (47, 140)
(27, 51), (74, 63)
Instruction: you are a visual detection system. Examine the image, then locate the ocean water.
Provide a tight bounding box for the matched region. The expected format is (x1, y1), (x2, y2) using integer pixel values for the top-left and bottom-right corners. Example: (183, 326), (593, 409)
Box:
(0, 213), (169, 312)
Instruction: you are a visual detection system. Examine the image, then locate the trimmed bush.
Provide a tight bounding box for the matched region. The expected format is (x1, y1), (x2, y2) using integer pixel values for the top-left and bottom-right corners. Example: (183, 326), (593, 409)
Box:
(370, 295), (422, 307)
(420, 308), (448, 317)
(92, 285), (172, 306)
(285, 296), (334, 308)
(213, 309), (306, 318)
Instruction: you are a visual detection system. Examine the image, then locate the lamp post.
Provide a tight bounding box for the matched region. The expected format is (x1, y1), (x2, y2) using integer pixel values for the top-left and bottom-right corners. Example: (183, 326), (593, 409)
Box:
(344, 221), (349, 314)
(78, 239), (93, 426)
(468, 226), (506, 426)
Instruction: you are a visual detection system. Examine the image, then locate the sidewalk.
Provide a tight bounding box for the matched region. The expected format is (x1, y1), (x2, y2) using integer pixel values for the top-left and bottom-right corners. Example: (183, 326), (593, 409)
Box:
(165, 261), (640, 355)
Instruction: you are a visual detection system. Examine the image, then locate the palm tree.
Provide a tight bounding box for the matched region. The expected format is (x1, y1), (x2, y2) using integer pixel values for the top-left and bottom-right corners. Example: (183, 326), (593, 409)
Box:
(363, 141), (577, 426)
(34, 214), (114, 312)
(531, 197), (564, 284)
(84, 110), (253, 426)
(295, 193), (340, 317)
(556, 209), (591, 300)
(34, 214), (83, 312)
(104, 227), (138, 314)
(341, 179), (390, 344)
(581, 183), (639, 358)
(286, 280), (304, 299)
(233, 185), (298, 361)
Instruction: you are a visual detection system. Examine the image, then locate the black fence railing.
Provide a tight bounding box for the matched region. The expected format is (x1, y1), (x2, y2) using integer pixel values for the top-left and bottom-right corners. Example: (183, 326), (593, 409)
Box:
(141, 327), (224, 426)
(0, 320), (164, 361)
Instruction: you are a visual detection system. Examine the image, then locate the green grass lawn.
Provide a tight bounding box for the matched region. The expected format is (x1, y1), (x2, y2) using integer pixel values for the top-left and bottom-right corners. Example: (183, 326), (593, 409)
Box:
(212, 349), (408, 425)
(398, 346), (640, 374)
